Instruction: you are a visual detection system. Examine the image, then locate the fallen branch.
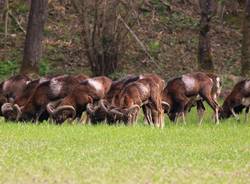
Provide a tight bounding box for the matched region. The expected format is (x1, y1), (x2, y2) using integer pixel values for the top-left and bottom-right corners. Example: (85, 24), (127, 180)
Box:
(118, 14), (161, 70)
(9, 11), (26, 34)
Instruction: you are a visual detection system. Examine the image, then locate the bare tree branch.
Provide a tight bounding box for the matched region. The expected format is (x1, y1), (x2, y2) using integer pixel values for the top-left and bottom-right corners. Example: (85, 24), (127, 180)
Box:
(9, 11), (26, 34)
(118, 15), (161, 70)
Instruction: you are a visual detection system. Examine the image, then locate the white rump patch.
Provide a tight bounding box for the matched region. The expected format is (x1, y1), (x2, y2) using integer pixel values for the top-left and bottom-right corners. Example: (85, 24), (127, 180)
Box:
(244, 80), (250, 91)
(139, 75), (145, 80)
(138, 83), (149, 97)
(87, 79), (103, 92)
(182, 75), (196, 92)
(50, 78), (63, 96)
(242, 97), (250, 106)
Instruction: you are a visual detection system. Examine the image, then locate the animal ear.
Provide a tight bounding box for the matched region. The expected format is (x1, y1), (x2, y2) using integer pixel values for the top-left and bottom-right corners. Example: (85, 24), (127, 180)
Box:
(87, 96), (93, 104)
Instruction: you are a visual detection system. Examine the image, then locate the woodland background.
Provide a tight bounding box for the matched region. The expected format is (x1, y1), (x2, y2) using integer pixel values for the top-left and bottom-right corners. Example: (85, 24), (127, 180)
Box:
(0, 0), (249, 89)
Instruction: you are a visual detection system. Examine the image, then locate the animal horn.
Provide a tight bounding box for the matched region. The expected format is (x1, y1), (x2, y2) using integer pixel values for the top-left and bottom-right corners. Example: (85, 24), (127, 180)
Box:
(46, 100), (62, 115)
(53, 105), (76, 119)
(1, 103), (13, 114)
(100, 99), (109, 113)
(162, 101), (170, 113)
(110, 108), (124, 117)
(128, 105), (140, 112)
(13, 104), (22, 121)
(162, 101), (170, 107)
(86, 103), (95, 114)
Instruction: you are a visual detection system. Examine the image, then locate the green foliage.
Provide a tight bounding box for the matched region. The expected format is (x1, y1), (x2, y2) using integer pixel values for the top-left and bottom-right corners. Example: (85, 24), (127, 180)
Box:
(39, 58), (51, 76)
(0, 58), (51, 80)
(224, 14), (242, 30)
(160, 12), (199, 30)
(0, 109), (249, 183)
(14, 3), (29, 14)
(0, 60), (19, 80)
(150, 0), (170, 16)
(108, 71), (129, 80)
(148, 40), (161, 58)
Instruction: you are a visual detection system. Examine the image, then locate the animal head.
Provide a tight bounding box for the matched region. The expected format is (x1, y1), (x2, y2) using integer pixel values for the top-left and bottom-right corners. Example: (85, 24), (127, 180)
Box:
(1, 103), (17, 121)
(47, 101), (76, 124)
(100, 99), (140, 124)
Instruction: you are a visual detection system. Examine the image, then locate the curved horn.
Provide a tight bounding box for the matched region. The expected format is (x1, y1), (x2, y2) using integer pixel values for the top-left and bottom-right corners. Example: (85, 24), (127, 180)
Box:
(86, 103), (95, 114)
(126, 104), (140, 115)
(46, 99), (62, 115)
(162, 101), (170, 113)
(110, 108), (124, 117)
(53, 105), (76, 119)
(13, 104), (22, 121)
(1, 103), (13, 114)
(100, 99), (109, 113)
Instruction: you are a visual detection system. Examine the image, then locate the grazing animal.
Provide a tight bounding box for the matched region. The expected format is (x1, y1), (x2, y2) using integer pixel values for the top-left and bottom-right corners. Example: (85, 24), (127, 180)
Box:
(183, 73), (222, 124)
(162, 72), (220, 124)
(219, 79), (250, 122)
(86, 75), (140, 124)
(100, 74), (165, 128)
(0, 75), (30, 115)
(1, 77), (49, 121)
(46, 76), (112, 124)
(14, 74), (88, 122)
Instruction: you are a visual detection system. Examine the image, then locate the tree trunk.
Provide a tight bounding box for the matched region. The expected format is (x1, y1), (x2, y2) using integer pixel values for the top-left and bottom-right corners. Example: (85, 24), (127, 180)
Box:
(90, 51), (119, 76)
(20, 0), (48, 77)
(241, 0), (250, 77)
(4, 0), (8, 48)
(0, 0), (5, 18)
(198, 0), (214, 72)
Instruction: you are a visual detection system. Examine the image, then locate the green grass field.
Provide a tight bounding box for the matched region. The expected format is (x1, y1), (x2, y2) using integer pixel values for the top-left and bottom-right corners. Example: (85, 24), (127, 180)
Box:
(0, 111), (249, 184)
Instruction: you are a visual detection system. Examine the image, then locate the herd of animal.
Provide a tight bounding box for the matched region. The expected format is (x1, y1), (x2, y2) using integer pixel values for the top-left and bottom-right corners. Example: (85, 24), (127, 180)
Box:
(0, 72), (249, 128)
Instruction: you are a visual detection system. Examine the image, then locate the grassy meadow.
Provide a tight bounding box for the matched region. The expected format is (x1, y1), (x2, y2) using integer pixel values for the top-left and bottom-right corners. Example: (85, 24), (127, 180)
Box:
(0, 110), (249, 184)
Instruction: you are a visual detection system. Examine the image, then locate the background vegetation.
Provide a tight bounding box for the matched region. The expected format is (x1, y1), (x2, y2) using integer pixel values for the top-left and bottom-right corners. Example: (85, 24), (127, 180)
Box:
(0, 1), (250, 183)
(0, 0), (247, 85)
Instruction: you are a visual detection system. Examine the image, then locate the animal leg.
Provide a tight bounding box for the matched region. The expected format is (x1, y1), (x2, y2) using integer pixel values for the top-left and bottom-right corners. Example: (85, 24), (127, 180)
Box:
(181, 112), (186, 125)
(178, 99), (188, 125)
(202, 94), (220, 124)
(159, 109), (164, 128)
(151, 109), (159, 128)
(35, 109), (44, 124)
(230, 108), (240, 121)
(142, 105), (153, 125)
(245, 107), (249, 123)
(82, 113), (90, 125)
(197, 100), (205, 125)
(175, 112), (186, 125)
(132, 109), (139, 124)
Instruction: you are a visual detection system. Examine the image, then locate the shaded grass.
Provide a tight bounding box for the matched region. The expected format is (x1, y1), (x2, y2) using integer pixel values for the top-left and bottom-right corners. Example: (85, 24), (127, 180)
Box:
(0, 110), (249, 184)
